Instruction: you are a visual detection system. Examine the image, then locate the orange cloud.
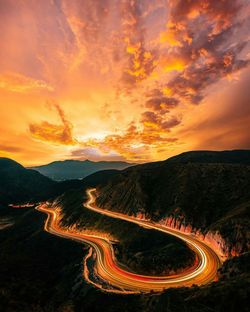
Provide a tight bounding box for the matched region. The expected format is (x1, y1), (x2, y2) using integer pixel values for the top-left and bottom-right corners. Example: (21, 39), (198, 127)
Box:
(141, 112), (181, 132)
(145, 96), (179, 113)
(0, 0), (249, 166)
(158, 0), (250, 105)
(0, 72), (53, 93)
(75, 108), (181, 162)
(0, 144), (22, 153)
(166, 0), (240, 38)
(125, 39), (155, 81)
(160, 21), (192, 47)
(29, 103), (76, 145)
(161, 56), (188, 72)
(120, 1), (157, 89)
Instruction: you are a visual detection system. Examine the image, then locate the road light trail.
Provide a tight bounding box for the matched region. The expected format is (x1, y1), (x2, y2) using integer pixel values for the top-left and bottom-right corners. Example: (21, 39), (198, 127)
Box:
(37, 188), (222, 294)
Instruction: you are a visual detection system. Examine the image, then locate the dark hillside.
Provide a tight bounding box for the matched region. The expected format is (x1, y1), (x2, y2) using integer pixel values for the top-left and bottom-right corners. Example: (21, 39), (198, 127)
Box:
(96, 151), (250, 255)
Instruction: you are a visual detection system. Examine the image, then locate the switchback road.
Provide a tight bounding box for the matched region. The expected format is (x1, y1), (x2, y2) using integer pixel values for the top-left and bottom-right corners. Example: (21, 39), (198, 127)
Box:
(37, 188), (222, 294)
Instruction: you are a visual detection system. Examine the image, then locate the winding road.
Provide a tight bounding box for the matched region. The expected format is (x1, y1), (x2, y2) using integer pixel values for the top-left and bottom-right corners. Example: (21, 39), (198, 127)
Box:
(37, 188), (222, 294)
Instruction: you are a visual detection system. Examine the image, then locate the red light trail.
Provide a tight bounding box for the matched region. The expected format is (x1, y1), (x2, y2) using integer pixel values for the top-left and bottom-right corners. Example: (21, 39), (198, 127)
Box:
(37, 188), (222, 294)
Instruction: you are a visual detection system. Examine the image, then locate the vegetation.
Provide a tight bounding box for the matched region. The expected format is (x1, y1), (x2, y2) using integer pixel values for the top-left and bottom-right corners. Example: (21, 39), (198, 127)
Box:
(59, 188), (195, 275)
(97, 151), (250, 255)
(0, 151), (249, 311)
(0, 206), (248, 312)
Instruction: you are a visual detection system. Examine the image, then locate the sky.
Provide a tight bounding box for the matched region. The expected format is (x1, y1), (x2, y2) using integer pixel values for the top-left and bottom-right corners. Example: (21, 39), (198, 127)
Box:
(0, 0), (250, 166)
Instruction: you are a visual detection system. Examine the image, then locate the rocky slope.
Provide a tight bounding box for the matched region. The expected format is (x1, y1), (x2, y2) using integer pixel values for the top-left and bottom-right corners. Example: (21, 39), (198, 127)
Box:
(96, 151), (250, 258)
(1, 151), (249, 311)
(57, 187), (195, 276)
(1, 206), (248, 312)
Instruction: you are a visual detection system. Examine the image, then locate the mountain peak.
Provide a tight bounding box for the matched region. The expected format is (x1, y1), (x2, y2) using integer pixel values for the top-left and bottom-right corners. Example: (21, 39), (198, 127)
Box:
(0, 157), (24, 171)
(30, 159), (135, 181)
(166, 150), (250, 165)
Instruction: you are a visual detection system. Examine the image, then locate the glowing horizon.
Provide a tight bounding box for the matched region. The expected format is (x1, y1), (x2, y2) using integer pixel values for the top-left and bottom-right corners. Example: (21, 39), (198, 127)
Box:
(0, 0), (250, 166)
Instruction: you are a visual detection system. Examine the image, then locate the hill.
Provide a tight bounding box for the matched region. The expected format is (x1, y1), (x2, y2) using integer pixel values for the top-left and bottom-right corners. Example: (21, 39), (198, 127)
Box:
(0, 151), (249, 311)
(96, 150), (250, 256)
(167, 149), (250, 164)
(30, 159), (135, 181)
(0, 158), (57, 205)
(0, 157), (118, 205)
(1, 201), (248, 312)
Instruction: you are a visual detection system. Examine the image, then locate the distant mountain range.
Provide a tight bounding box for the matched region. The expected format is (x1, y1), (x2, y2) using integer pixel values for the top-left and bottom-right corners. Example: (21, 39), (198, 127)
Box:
(30, 150), (250, 181)
(30, 159), (135, 181)
(0, 150), (249, 311)
(0, 157), (118, 205)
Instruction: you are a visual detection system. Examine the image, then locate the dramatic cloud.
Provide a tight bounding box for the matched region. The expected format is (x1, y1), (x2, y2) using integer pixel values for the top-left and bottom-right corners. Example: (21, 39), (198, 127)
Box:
(71, 147), (128, 162)
(145, 96), (179, 113)
(166, 41), (249, 104)
(77, 114), (180, 162)
(118, 0), (160, 91)
(141, 111), (181, 131)
(159, 0), (250, 105)
(162, 0), (241, 45)
(29, 103), (76, 145)
(0, 72), (53, 93)
(0, 144), (22, 153)
(0, 0), (249, 165)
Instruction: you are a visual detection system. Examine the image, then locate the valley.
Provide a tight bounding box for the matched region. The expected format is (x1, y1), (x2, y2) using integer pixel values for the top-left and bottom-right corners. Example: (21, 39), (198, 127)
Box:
(37, 188), (221, 293)
(0, 150), (249, 311)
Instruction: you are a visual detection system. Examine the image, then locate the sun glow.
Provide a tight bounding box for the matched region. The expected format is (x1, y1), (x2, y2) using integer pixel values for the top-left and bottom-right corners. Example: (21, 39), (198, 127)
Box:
(0, 0), (249, 165)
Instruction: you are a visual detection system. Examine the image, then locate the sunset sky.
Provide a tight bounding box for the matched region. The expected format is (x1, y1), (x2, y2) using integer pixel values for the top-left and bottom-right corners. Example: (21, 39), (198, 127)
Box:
(0, 0), (250, 166)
